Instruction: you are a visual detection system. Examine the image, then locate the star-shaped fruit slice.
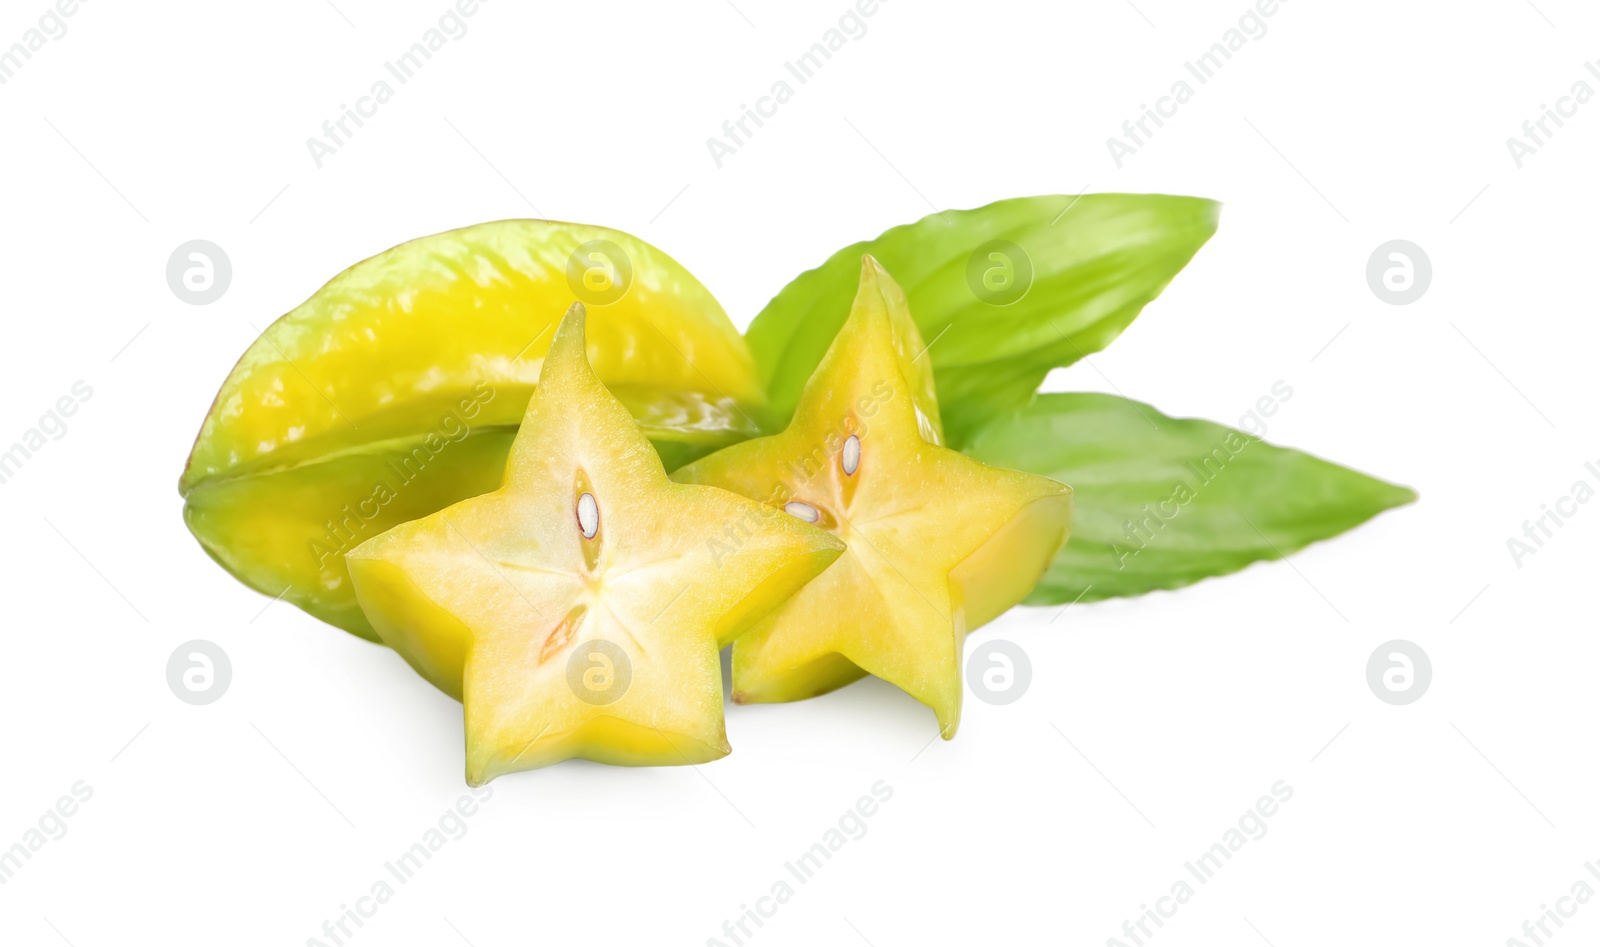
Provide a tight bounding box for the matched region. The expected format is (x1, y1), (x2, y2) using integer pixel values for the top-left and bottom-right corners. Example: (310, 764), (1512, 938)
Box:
(672, 257), (1072, 737)
(346, 303), (845, 783)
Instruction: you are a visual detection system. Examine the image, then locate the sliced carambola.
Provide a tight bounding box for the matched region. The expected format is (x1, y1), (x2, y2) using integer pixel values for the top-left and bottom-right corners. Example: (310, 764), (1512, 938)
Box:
(672, 257), (1072, 737)
(346, 303), (844, 782)
(180, 220), (768, 640)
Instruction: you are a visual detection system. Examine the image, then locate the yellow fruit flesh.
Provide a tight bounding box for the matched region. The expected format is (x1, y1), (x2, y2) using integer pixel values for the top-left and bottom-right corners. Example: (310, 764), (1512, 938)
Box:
(180, 220), (766, 640)
(673, 258), (1072, 737)
(347, 304), (843, 781)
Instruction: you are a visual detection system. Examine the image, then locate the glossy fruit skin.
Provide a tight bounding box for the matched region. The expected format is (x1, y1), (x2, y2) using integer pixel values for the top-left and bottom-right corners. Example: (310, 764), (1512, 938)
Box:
(673, 257), (1072, 737)
(180, 220), (766, 640)
(346, 304), (843, 781)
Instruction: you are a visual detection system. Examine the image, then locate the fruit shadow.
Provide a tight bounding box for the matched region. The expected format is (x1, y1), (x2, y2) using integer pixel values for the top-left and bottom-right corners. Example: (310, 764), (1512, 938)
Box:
(718, 646), (934, 739)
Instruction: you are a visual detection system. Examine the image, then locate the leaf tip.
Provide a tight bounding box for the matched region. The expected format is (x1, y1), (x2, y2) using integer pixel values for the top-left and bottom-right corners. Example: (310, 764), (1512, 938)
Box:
(1385, 481), (1421, 510)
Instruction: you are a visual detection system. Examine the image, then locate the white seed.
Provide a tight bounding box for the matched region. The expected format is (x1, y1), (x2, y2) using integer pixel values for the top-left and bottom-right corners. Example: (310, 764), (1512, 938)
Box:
(577, 492), (599, 538)
(842, 435), (861, 476)
(784, 501), (820, 523)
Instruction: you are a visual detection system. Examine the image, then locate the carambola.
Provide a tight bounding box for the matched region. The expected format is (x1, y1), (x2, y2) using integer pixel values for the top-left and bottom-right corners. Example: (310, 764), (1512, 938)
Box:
(180, 220), (767, 640)
(673, 257), (1073, 736)
(346, 302), (843, 782)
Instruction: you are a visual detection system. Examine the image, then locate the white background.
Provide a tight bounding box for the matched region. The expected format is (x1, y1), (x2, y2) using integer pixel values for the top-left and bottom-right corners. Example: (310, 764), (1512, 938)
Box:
(1, 1), (1595, 944)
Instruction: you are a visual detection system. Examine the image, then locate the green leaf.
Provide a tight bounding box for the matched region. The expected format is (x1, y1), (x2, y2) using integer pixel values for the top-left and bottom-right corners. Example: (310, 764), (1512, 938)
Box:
(961, 392), (1417, 604)
(745, 194), (1221, 446)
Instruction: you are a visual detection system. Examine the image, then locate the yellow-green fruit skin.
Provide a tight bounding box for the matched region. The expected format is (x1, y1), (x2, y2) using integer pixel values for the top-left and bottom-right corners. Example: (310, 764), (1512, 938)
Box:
(180, 220), (765, 640)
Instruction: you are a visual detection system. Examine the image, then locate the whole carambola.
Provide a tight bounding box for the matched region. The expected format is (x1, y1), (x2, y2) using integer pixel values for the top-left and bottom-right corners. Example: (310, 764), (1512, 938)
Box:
(180, 220), (766, 640)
